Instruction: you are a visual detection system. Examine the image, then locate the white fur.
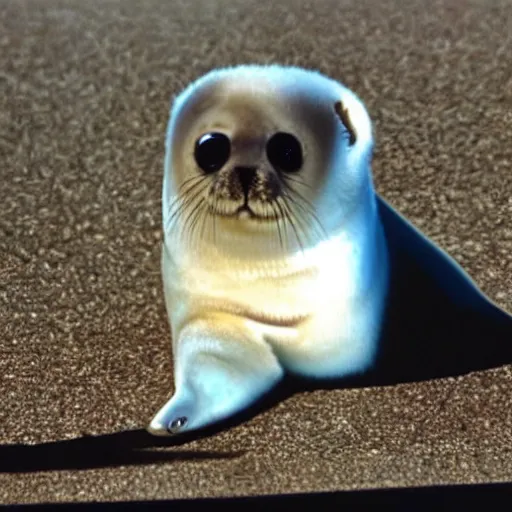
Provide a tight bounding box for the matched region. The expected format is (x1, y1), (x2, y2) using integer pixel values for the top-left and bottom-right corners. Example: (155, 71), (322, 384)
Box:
(148, 65), (389, 436)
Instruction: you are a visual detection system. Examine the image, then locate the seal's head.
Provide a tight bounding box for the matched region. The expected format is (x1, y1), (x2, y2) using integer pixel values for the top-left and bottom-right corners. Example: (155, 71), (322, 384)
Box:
(163, 65), (375, 258)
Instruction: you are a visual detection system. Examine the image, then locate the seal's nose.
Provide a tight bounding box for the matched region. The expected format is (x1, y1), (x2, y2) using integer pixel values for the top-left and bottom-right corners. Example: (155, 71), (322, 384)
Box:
(235, 166), (257, 198)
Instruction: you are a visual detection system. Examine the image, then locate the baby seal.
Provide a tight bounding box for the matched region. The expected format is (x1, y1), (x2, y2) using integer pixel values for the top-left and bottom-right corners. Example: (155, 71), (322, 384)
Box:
(148, 65), (512, 436)
(148, 64), (388, 436)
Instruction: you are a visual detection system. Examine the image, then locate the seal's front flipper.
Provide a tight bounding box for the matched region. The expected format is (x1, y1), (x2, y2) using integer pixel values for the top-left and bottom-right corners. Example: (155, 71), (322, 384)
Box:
(370, 197), (512, 385)
(147, 314), (284, 436)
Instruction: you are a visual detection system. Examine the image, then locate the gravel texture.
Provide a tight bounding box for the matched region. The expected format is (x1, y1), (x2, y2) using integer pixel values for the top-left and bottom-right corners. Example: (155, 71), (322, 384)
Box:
(0, 0), (511, 504)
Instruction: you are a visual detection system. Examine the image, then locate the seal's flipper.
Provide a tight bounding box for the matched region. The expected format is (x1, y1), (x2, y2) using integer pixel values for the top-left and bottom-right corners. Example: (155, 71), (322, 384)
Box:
(369, 196), (512, 385)
(148, 314), (284, 437)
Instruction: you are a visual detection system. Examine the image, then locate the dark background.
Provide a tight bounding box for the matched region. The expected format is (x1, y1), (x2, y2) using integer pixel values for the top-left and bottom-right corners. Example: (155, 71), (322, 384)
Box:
(0, 0), (511, 504)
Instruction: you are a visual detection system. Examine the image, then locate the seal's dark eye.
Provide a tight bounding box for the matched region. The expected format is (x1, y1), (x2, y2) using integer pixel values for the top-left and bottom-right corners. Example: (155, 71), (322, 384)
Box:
(194, 132), (231, 173)
(266, 132), (303, 173)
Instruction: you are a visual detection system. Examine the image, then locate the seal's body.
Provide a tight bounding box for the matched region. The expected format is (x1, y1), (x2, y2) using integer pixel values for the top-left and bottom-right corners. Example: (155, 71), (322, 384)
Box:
(148, 65), (512, 437)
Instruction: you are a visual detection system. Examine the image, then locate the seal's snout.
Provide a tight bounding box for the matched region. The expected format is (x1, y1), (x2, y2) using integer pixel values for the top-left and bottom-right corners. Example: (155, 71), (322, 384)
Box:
(235, 166), (257, 197)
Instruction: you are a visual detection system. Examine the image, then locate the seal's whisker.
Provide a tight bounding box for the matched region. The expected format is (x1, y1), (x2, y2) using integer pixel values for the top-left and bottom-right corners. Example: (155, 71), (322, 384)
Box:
(282, 174), (314, 191)
(206, 206), (214, 246)
(183, 198), (207, 246)
(177, 174), (206, 194)
(167, 176), (208, 216)
(197, 206), (207, 241)
(281, 182), (327, 239)
(166, 181), (209, 232)
(285, 196), (316, 248)
(272, 199), (288, 252)
(169, 182), (209, 240)
(291, 191), (328, 238)
(212, 194), (218, 245)
(284, 199), (314, 246)
(278, 196), (304, 253)
(267, 201), (283, 251)
(199, 197), (212, 243)
(289, 196), (325, 243)
(281, 189), (326, 243)
(166, 176), (207, 224)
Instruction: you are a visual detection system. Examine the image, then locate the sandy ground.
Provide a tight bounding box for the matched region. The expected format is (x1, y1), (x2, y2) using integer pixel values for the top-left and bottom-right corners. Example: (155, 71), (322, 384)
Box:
(0, 0), (511, 504)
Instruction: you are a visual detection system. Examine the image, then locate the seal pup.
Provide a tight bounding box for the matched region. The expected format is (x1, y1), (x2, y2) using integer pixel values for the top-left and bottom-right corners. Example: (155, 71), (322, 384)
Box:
(148, 65), (512, 437)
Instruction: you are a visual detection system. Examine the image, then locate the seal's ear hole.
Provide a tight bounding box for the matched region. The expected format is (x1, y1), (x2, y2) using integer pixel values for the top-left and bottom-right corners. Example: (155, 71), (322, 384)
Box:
(334, 101), (357, 146)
